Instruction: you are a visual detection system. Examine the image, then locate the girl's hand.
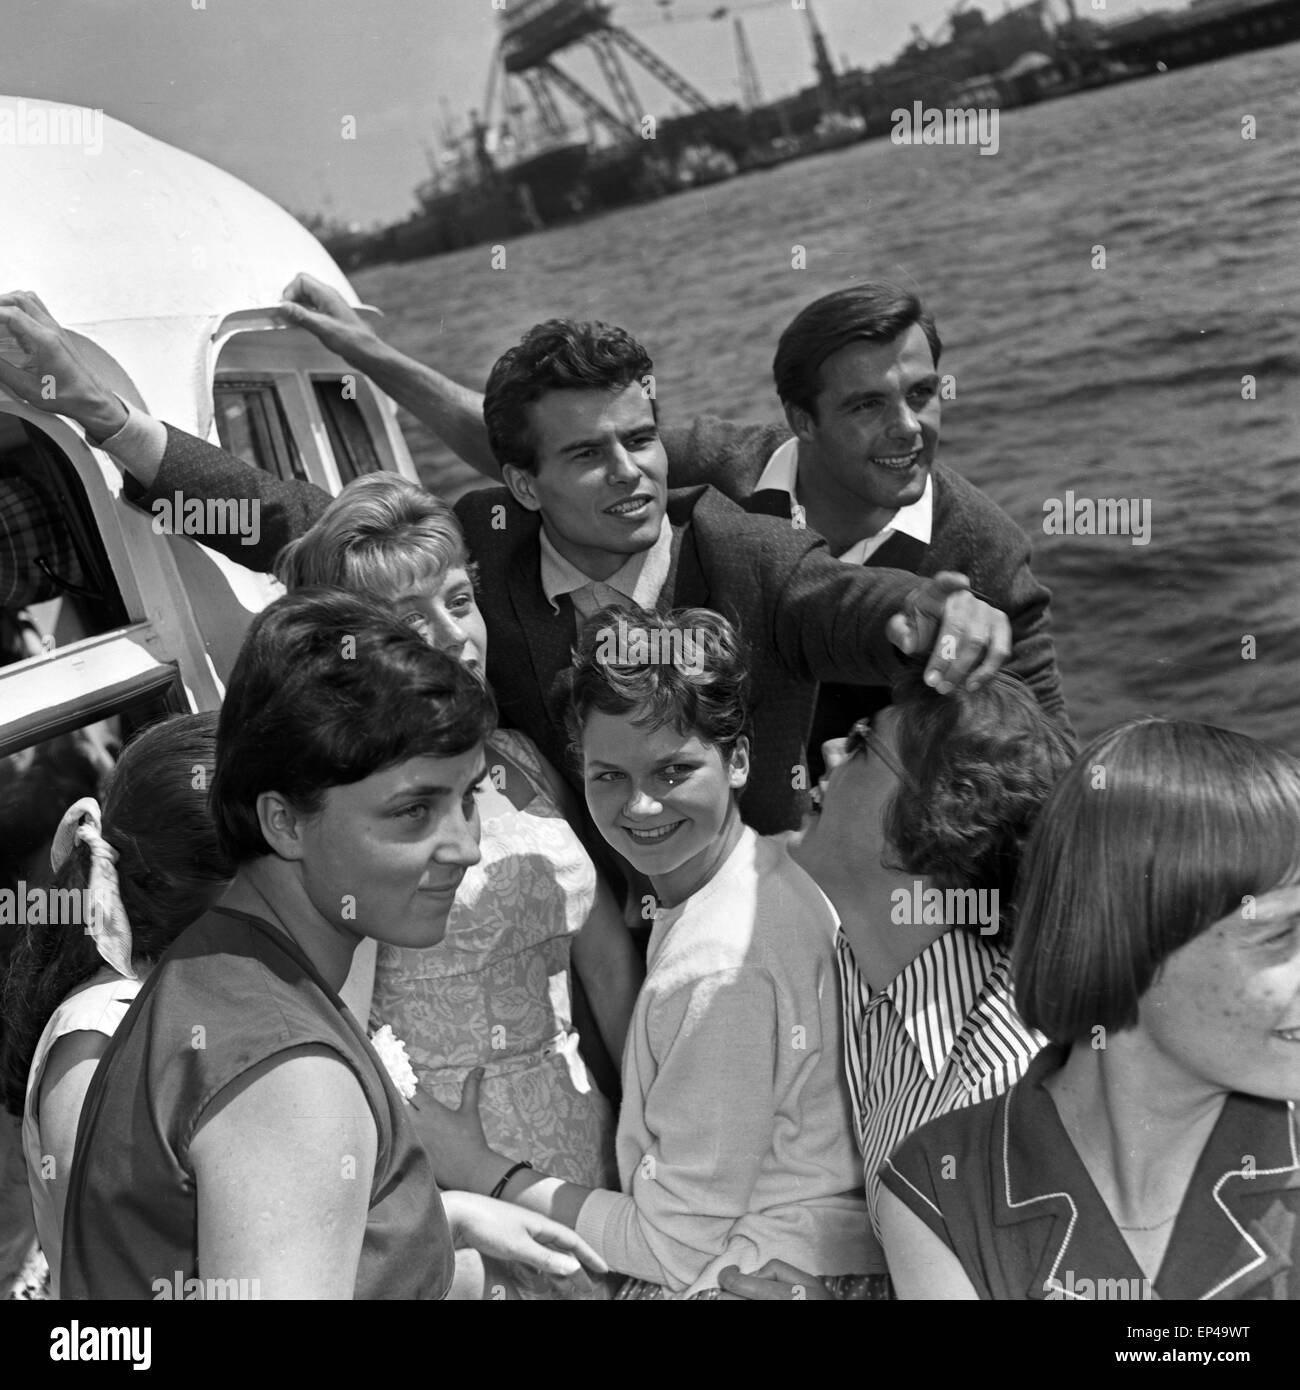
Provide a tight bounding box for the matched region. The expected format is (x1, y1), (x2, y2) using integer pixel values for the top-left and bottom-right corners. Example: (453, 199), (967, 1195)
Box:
(443, 1191), (608, 1296)
(716, 1260), (836, 1300)
(409, 1067), (498, 1193)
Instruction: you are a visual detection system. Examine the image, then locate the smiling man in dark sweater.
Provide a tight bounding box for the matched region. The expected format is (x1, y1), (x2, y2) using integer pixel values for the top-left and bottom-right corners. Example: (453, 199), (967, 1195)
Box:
(272, 276), (1070, 770)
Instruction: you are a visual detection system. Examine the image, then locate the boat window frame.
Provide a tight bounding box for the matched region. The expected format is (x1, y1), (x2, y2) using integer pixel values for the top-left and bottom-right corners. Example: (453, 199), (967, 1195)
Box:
(212, 375), (309, 485)
(0, 403), (146, 629)
(211, 317), (411, 498)
(0, 402), (228, 722)
(308, 372), (387, 485)
(0, 630), (189, 759)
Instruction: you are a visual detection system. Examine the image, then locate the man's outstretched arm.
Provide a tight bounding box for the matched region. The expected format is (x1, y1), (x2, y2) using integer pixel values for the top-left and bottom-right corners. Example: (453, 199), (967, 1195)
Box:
(0, 289), (330, 571)
(279, 273), (499, 481)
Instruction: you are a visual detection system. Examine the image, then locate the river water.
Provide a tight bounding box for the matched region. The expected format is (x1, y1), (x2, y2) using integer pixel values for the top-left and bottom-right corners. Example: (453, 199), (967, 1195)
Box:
(355, 43), (1300, 749)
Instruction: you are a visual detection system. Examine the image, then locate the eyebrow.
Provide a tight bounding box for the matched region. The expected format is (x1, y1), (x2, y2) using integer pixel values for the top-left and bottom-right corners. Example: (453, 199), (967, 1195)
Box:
(390, 577), (471, 601)
(557, 423), (658, 456)
(837, 374), (940, 410)
(383, 763), (489, 803)
(586, 751), (696, 772)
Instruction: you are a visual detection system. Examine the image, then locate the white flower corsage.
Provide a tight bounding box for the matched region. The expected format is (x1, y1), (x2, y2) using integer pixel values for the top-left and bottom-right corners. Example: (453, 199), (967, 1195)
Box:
(369, 1025), (418, 1103)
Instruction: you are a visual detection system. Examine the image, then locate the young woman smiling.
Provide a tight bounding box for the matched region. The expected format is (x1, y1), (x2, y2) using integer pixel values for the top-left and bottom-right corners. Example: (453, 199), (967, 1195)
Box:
(878, 719), (1300, 1300)
(431, 605), (874, 1298)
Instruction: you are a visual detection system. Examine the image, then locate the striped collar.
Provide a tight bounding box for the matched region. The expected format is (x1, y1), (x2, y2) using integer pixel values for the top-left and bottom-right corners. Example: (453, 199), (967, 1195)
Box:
(1000, 1046), (1300, 1301)
(875, 929), (1009, 1083)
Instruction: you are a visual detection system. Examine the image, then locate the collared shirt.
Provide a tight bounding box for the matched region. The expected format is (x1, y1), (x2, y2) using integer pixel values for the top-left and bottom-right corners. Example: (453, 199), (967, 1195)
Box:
(539, 516), (674, 624)
(881, 1043), (1300, 1300)
(753, 437), (933, 565)
(836, 926), (1044, 1237)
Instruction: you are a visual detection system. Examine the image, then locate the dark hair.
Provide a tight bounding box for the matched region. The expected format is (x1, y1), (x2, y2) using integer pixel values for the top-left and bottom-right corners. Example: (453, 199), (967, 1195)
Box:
(772, 282), (942, 419)
(211, 588), (496, 862)
(1012, 718), (1300, 1045)
(564, 605), (750, 766)
(482, 319), (655, 474)
(0, 713), (232, 1116)
(882, 670), (1076, 943)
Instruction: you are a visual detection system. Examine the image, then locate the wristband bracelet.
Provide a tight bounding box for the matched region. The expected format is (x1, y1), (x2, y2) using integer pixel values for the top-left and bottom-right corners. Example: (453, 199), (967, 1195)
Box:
(489, 1160), (534, 1200)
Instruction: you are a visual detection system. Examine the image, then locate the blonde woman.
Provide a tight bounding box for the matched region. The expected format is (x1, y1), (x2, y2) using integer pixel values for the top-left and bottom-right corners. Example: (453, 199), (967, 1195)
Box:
(276, 475), (640, 1296)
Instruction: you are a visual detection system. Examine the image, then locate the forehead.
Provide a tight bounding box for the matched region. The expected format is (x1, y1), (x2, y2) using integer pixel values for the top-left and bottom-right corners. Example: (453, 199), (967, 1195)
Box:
(580, 708), (706, 763)
(528, 384), (654, 453)
(337, 747), (487, 800)
(816, 323), (935, 402)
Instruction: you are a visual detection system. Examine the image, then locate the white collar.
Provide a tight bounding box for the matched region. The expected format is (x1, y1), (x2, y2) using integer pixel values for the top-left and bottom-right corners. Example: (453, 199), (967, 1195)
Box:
(755, 436), (933, 564)
(538, 515), (673, 615)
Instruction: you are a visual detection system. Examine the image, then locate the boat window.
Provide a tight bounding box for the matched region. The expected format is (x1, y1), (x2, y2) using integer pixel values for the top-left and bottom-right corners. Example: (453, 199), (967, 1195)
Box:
(0, 681), (187, 894)
(312, 377), (382, 484)
(0, 412), (128, 662)
(213, 378), (307, 483)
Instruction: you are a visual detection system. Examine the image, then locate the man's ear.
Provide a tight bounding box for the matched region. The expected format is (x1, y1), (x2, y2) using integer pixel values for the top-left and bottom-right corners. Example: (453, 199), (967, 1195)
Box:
(728, 735), (751, 792)
(784, 399), (816, 445)
(503, 463), (542, 513)
(256, 790), (309, 861)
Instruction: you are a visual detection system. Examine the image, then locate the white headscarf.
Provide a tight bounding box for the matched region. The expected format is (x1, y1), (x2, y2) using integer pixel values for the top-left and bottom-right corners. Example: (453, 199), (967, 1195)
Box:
(49, 797), (137, 981)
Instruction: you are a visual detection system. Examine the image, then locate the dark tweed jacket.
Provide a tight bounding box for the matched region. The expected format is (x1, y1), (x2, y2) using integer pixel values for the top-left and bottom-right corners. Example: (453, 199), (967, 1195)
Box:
(659, 415), (1069, 731)
(129, 427), (933, 833)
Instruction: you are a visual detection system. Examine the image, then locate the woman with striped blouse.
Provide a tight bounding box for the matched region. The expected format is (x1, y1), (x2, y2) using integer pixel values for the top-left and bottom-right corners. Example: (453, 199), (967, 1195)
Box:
(720, 669), (1075, 1299)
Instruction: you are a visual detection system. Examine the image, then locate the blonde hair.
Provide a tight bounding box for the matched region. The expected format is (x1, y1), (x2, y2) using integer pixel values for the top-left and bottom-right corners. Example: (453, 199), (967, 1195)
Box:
(274, 473), (472, 598)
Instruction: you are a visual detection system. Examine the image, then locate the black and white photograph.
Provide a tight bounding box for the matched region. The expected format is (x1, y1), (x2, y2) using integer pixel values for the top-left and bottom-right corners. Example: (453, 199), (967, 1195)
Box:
(0, 0), (1297, 1347)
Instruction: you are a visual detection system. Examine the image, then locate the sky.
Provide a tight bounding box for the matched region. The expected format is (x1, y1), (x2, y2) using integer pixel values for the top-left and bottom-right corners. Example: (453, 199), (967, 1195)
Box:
(6, 0), (1188, 225)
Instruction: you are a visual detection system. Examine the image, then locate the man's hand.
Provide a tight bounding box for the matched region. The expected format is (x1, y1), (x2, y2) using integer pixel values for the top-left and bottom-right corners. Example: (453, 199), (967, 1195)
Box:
(0, 291), (126, 440)
(278, 272), (379, 360)
(886, 570), (1010, 695)
(717, 1260), (836, 1300)
(442, 1191), (608, 1291)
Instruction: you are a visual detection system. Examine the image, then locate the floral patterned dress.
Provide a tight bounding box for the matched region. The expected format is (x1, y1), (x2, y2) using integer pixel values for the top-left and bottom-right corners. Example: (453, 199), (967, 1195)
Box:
(371, 728), (618, 1297)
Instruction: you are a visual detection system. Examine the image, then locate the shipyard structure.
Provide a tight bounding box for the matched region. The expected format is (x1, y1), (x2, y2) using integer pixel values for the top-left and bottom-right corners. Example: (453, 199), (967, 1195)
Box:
(318, 0), (1300, 267)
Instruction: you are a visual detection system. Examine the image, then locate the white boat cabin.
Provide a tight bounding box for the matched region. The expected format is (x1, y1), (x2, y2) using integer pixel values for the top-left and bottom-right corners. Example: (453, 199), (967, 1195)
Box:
(0, 97), (417, 884)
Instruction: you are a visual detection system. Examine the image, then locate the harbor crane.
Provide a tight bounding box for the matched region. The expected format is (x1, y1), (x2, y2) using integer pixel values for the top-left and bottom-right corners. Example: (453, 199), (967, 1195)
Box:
(488, 0), (723, 145)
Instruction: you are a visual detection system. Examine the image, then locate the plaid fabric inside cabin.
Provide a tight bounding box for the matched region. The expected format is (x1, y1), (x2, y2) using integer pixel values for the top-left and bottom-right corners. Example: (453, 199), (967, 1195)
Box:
(0, 475), (84, 611)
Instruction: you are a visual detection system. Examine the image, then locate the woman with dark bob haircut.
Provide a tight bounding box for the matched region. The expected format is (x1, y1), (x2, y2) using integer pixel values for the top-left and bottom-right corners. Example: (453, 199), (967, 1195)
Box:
(429, 605), (875, 1298)
(60, 589), (605, 1299)
(879, 718), (1300, 1300)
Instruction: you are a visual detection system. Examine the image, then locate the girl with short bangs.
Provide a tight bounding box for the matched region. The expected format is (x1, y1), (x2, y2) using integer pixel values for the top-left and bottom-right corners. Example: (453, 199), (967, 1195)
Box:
(429, 604), (875, 1298)
(879, 718), (1300, 1300)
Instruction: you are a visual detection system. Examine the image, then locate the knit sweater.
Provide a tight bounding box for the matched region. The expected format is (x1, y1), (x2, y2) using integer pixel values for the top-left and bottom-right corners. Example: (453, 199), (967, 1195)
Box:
(659, 415), (1070, 730)
(573, 827), (872, 1295)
